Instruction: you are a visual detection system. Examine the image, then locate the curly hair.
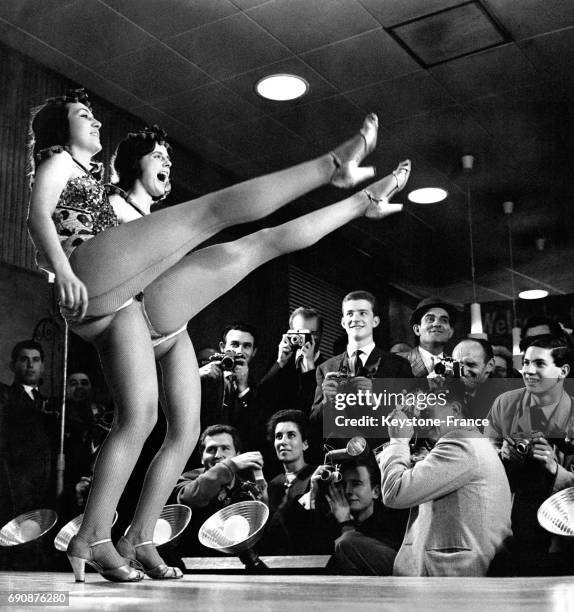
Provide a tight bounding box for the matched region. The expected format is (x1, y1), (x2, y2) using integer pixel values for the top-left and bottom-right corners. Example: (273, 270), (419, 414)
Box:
(27, 89), (92, 183)
(110, 125), (172, 202)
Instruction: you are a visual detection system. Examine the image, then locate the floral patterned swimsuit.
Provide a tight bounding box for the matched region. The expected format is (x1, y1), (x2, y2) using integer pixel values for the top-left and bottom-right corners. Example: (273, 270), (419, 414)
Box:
(53, 160), (118, 257)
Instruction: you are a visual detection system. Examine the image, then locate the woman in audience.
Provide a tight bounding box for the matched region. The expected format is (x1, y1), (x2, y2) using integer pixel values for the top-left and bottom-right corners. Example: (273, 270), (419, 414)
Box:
(27, 89), (411, 583)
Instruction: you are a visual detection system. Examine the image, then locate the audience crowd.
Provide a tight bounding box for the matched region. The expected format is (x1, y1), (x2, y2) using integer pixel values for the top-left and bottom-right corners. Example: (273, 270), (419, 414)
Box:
(1, 295), (573, 576)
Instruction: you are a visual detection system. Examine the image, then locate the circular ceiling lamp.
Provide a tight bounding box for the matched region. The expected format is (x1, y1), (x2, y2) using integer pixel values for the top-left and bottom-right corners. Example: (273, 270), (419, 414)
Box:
(519, 289), (549, 300)
(408, 187), (447, 204)
(255, 74), (309, 101)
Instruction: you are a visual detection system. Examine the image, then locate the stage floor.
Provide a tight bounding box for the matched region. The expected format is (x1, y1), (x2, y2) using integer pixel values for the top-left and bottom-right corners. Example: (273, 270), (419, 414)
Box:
(0, 572), (573, 611)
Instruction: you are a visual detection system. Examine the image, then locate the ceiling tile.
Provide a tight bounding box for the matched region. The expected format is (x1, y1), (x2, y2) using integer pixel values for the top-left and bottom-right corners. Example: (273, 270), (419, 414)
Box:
(384, 106), (493, 173)
(166, 12), (290, 79)
(247, 0), (380, 54)
(272, 95), (368, 143)
(96, 43), (213, 102)
(221, 57), (339, 112)
(347, 72), (455, 126)
(207, 115), (308, 161)
(430, 43), (541, 101)
(357, 0), (465, 28)
(302, 29), (419, 92)
(521, 27), (574, 95)
(487, 0), (574, 40)
(15, 0), (156, 67)
(0, 22), (143, 110)
(229, 0), (270, 8)
(154, 82), (262, 136)
(0, 0), (77, 24)
(392, 2), (505, 66)
(102, 0), (238, 40)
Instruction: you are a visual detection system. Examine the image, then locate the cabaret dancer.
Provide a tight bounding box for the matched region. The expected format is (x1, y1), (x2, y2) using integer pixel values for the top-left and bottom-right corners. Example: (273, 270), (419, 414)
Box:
(27, 90), (410, 583)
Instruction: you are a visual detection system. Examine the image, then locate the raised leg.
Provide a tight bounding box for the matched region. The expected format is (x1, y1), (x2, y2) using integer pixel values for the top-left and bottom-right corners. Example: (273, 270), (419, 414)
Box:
(141, 164), (407, 335)
(71, 117), (378, 318)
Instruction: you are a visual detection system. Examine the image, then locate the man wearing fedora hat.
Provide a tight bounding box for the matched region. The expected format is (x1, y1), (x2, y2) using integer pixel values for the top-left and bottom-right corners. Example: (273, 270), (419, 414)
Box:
(399, 297), (458, 378)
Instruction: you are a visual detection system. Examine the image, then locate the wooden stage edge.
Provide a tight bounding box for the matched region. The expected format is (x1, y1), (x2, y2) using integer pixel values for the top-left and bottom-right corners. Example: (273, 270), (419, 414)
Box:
(0, 572), (573, 611)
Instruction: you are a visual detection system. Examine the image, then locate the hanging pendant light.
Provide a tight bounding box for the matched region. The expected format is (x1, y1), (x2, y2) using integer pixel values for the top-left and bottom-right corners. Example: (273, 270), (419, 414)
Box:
(463, 155), (486, 339)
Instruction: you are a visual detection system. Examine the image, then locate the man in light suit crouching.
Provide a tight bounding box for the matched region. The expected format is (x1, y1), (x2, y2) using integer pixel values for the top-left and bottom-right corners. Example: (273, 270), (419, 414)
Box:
(378, 388), (512, 576)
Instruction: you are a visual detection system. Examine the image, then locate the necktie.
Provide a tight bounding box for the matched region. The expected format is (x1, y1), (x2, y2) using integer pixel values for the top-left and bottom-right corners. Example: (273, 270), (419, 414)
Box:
(353, 350), (366, 377)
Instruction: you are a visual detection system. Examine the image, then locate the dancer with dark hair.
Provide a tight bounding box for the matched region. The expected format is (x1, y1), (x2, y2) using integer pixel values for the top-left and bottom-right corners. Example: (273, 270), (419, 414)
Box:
(27, 89), (411, 583)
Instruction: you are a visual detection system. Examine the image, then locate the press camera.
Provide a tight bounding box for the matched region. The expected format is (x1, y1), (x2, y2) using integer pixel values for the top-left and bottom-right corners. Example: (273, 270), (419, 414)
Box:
(285, 328), (313, 347)
(209, 350), (241, 371)
(433, 356), (465, 378)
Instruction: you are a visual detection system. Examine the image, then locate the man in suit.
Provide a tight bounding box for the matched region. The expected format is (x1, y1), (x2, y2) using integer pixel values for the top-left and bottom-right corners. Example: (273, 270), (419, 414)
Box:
(378, 388), (512, 576)
(400, 297), (457, 378)
(0, 340), (57, 569)
(259, 307), (325, 417)
(198, 322), (262, 454)
(310, 290), (412, 446)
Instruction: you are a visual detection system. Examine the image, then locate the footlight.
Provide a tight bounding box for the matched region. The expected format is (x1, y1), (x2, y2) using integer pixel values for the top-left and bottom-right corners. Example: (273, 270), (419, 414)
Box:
(199, 500), (269, 571)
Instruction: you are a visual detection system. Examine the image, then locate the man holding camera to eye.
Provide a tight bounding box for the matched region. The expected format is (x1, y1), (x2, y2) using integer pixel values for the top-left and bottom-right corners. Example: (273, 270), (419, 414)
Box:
(399, 297), (457, 378)
(485, 335), (574, 575)
(378, 388), (512, 576)
(198, 322), (262, 453)
(260, 307), (325, 416)
(308, 454), (407, 575)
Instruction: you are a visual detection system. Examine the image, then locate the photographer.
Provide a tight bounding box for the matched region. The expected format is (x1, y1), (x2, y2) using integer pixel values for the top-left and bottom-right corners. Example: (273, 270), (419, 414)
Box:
(309, 455), (407, 575)
(485, 335), (574, 575)
(173, 424), (266, 556)
(379, 388), (512, 576)
(310, 291), (412, 451)
(198, 322), (262, 453)
(259, 307), (325, 417)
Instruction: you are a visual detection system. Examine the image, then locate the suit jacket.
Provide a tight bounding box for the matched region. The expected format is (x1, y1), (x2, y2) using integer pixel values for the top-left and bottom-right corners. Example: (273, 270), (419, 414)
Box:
(399, 347), (430, 378)
(311, 346), (413, 422)
(199, 371), (261, 452)
(0, 383), (57, 523)
(379, 429), (512, 576)
(259, 353), (326, 418)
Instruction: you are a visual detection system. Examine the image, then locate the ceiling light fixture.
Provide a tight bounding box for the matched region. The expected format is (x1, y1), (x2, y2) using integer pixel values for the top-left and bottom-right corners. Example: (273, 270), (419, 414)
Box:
(255, 74), (309, 101)
(518, 289), (549, 300)
(503, 200), (522, 367)
(407, 187), (447, 204)
(463, 155), (486, 339)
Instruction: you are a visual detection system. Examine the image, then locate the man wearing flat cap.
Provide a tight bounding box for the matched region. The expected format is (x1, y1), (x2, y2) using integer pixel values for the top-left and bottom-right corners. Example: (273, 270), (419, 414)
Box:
(400, 297), (458, 378)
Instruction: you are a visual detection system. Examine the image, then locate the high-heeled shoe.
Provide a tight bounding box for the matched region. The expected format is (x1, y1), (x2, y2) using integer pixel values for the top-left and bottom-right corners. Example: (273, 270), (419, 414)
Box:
(116, 536), (183, 580)
(66, 535), (145, 583)
(330, 113), (378, 188)
(364, 159), (411, 219)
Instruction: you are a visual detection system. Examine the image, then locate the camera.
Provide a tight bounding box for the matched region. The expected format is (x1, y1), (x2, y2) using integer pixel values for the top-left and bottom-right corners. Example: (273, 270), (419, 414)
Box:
(317, 464), (342, 485)
(433, 356), (465, 378)
(285, 328), (313, 347)
(325, 371), (350, 383)
(505, 431), (544, 460)
(209, 350), (240, 371)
